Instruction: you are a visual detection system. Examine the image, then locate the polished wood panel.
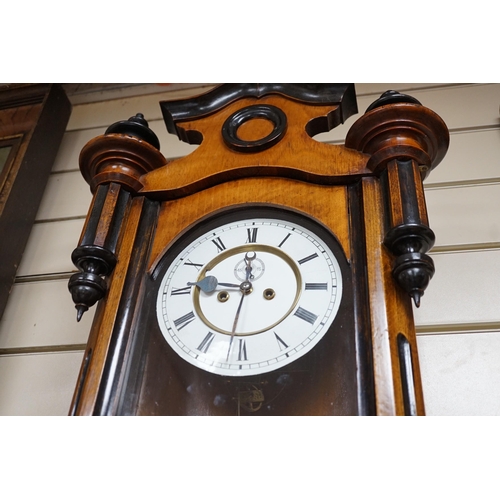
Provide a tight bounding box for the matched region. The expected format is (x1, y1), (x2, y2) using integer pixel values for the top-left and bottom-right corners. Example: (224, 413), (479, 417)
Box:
(149, 178), (351, 272)
(361, 176), (425, 415)
(142, 95), (370, 199)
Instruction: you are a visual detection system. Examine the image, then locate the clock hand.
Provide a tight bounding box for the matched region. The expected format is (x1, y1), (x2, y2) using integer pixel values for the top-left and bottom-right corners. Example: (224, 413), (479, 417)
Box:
(188, 251), (257, 293)
(218, 282), (243, 288)
(227, 287), (246, 361)
(226, 252), (256, 361)
(244, 251), (256, 280)
(187, 276), (240, 293)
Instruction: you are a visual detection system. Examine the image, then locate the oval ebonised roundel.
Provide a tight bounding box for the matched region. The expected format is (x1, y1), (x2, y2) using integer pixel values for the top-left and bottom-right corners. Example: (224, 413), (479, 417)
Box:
(222, 104), (287, 153)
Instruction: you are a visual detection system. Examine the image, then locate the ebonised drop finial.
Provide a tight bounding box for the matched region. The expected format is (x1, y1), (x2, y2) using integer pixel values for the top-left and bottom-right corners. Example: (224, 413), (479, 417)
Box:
(390, 249), (436, 308)
(68, 245), (116, 321)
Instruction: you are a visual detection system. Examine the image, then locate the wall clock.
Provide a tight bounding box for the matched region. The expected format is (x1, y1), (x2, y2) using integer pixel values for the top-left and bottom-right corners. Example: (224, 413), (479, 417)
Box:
(155, 209), (343, 378)
(68, 84), (449, 416)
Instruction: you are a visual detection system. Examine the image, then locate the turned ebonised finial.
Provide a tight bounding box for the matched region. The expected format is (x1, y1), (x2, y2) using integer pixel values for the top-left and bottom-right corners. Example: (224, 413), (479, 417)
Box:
(366, 90), (422, 111)
(105, 113), (160, 150)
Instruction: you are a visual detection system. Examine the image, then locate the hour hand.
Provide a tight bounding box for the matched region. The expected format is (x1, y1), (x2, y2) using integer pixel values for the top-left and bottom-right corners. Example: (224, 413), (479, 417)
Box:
(187, 276), (240, 293)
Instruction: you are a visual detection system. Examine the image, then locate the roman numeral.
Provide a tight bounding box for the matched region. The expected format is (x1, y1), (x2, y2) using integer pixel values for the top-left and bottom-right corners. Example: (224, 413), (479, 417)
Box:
(212, 236), (226, 253)
(274, 332), (289, 352)
(173, 311), (196, 330)
(246, 227), (258, 243)
(238, 339), (248, 361)
(170, 286), (191, 296)
(305, 282), (328, 291)
(278, 233), (291, 248)
(183, 260), (204, 271)
(197, 331), (215, 353)
(298, 253), (318, 265)
(294, 306), (318, 325)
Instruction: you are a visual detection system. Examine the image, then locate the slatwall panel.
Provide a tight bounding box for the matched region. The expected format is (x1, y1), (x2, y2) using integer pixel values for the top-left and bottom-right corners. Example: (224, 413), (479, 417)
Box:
(0, 352), (85, 416)
(0, 84), (498, 415)
(412, 84), (500, 415)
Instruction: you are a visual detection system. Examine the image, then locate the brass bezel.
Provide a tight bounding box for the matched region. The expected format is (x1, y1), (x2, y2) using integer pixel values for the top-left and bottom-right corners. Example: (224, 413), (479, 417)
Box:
(193, 243), (302, 336)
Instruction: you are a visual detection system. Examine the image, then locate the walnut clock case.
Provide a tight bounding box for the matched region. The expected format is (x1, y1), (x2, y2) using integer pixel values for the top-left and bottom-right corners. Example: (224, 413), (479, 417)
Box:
(68, 84), (449, 416)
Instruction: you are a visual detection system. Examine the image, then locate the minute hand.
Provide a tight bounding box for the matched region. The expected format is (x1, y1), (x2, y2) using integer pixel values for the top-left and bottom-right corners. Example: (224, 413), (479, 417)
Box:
(226, 282), (251, 361)
(226, 252), (256, 361)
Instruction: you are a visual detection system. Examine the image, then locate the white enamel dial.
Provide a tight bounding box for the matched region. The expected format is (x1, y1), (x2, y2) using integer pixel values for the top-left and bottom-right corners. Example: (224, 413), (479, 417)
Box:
(156, 215), (343, 376)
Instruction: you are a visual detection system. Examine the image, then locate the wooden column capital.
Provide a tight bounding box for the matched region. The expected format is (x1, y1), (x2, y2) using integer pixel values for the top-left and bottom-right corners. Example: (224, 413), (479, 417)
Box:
(79, 134), (167, 194)
(345, 92), (449, 178)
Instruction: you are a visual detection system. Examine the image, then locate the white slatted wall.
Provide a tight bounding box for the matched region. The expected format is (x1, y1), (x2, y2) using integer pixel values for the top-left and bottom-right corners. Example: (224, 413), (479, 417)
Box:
(0, 83), (498, 415)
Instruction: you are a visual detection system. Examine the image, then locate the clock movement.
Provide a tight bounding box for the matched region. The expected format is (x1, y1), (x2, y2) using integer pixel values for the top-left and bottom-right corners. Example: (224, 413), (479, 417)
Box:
(68, 84), (449, 415)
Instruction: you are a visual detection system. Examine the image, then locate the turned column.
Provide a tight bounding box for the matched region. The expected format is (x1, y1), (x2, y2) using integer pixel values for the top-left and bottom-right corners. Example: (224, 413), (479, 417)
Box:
(68, 114), (166, 320)
(68, 114), (168, 415)
(346, 90), (449, 307)
(346, 90), (449, 415)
